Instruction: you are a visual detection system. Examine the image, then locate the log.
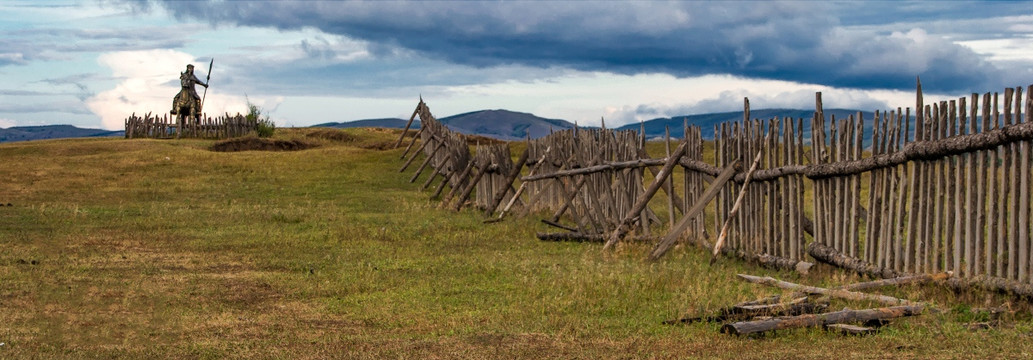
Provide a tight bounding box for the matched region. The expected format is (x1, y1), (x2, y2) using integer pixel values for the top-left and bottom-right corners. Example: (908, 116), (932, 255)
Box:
(648, 160), (741, 260)
(736, 274), (915, 306)
(604, 141), (688, 250)
(838, 272), (952, 292)
(749, 254), (814, 275)
(825, 323), (878, 336)
(805, 120), (1033, 179)
(664, 297), (825, 325)
(520, 157), (665, 182)
(807, 241), (906, 279)
(514, 108), (1033, 188)
(537, 232), (656, 243)
(537, 232), (601, 242)
(945, 275), (1033, 299)
(721, 305), (924, 336)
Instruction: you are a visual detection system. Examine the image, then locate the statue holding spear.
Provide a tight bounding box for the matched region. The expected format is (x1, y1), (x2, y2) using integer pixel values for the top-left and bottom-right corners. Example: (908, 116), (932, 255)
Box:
(171, 60), (210, 124)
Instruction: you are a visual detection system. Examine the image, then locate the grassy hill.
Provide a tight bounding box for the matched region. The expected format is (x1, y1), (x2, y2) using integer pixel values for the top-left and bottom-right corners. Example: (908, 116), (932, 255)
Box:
(0, 129), (1025, 358)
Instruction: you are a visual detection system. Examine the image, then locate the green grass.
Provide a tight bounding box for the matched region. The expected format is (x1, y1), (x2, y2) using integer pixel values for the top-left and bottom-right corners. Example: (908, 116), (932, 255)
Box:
(0, 128), (1031, 359)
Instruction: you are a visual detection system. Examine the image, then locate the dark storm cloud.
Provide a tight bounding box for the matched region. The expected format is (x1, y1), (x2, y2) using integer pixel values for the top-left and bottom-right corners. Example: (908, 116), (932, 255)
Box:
(139, 0), (1028, 93)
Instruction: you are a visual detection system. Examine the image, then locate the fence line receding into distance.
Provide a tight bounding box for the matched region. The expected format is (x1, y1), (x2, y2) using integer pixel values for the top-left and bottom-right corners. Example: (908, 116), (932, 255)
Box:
(395, 81), (1033, 296)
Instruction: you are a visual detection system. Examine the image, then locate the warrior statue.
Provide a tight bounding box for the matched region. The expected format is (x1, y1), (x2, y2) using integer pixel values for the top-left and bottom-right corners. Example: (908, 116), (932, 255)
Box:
(171, 64), (208, 123)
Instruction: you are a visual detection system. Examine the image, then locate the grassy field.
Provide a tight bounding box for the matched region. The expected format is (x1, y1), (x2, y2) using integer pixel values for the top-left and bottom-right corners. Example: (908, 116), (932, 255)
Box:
(1, 128), (1031, 359)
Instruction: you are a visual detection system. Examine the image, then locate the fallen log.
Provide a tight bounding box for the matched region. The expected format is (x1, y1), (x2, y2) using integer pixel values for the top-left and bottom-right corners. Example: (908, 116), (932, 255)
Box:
(749, 254), (814, 275)
(663, 296), (825, 325)
(537, 232), (655, 243)
(807, 241), (906, 279)
(825, 323), (878, 336)
(735, 272), (951, 312)
(736, 274), (914, 306)
(721, 305), (924, 336)
(840, 272), (952, 292)
(537, 232), (601, 242)
(946, 276), (1033, 299)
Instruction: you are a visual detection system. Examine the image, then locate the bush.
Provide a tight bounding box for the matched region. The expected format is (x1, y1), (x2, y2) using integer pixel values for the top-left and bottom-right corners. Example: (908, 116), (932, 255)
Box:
(256, 118), (276, 138)
(246, 97), (275, 138)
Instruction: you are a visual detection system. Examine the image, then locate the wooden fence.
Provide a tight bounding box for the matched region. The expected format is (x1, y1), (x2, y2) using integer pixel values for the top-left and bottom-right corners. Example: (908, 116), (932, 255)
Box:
(124, 112), (259, 139)
(396, 81), (1033, 295)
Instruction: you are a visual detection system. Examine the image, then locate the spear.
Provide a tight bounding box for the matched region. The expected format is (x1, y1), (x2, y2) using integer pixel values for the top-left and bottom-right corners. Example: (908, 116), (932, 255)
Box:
(199, 58), (213, 114)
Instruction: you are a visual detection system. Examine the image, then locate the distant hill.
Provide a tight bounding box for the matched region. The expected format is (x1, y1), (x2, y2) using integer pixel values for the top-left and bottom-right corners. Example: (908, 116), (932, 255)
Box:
(312, 118), (415, 129)
(0, 125), (124, 143)
(320, 110), (577, 141)
(437, 109), (575, 140)
(324, 108), (882, 143)
(617, 109), (878, 141)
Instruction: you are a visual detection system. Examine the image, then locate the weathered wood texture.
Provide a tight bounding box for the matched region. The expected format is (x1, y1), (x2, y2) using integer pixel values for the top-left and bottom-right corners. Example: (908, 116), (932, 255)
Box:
(125, 112), (258, 139)
(721, 305), (924, 336)
(737, 274), (915, 306)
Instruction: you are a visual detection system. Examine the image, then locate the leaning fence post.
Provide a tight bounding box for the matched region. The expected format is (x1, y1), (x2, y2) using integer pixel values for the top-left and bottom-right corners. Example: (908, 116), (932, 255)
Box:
(604, 140), (688, 250)
(649, 160), (740, 261)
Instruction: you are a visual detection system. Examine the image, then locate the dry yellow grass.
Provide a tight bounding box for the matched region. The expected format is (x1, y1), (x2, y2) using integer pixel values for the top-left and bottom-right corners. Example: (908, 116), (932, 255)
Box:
(0, 128), (1030, 359)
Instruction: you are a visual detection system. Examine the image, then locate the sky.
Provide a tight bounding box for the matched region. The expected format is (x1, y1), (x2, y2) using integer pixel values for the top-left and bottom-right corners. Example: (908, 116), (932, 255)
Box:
(0, 1), (1031, 130)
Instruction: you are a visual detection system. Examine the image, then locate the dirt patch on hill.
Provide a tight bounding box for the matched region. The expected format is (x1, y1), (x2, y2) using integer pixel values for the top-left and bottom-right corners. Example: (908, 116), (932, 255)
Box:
(210, 137), (318, 152)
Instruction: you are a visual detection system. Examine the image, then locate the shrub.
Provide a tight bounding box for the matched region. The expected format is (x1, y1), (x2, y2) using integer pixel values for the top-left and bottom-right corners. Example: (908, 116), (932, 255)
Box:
(246, 97), (276, 138)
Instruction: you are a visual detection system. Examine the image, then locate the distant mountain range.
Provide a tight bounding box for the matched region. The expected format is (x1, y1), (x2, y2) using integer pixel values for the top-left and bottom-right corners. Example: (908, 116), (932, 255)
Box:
(316, 108), (879, 142)
(0, 125), (123, 143)
(2, 108), (881, 144)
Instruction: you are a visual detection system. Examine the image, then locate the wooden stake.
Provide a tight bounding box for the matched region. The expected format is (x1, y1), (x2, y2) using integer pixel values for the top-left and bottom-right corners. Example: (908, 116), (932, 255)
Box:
(712, 148), (764, 262)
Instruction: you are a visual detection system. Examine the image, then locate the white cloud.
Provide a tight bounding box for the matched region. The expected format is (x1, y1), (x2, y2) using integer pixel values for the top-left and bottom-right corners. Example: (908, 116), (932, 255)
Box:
(85, 49), (277, 130)
(0, 117), (15, 128)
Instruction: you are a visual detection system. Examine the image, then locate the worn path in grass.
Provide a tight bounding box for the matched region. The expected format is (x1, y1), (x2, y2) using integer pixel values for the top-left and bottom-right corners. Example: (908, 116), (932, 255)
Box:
(0, 128), (1030, 358)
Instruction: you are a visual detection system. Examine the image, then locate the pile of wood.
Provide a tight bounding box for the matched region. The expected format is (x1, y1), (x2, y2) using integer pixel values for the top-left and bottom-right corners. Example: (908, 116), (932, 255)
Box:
(667, 272), (952, 336)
